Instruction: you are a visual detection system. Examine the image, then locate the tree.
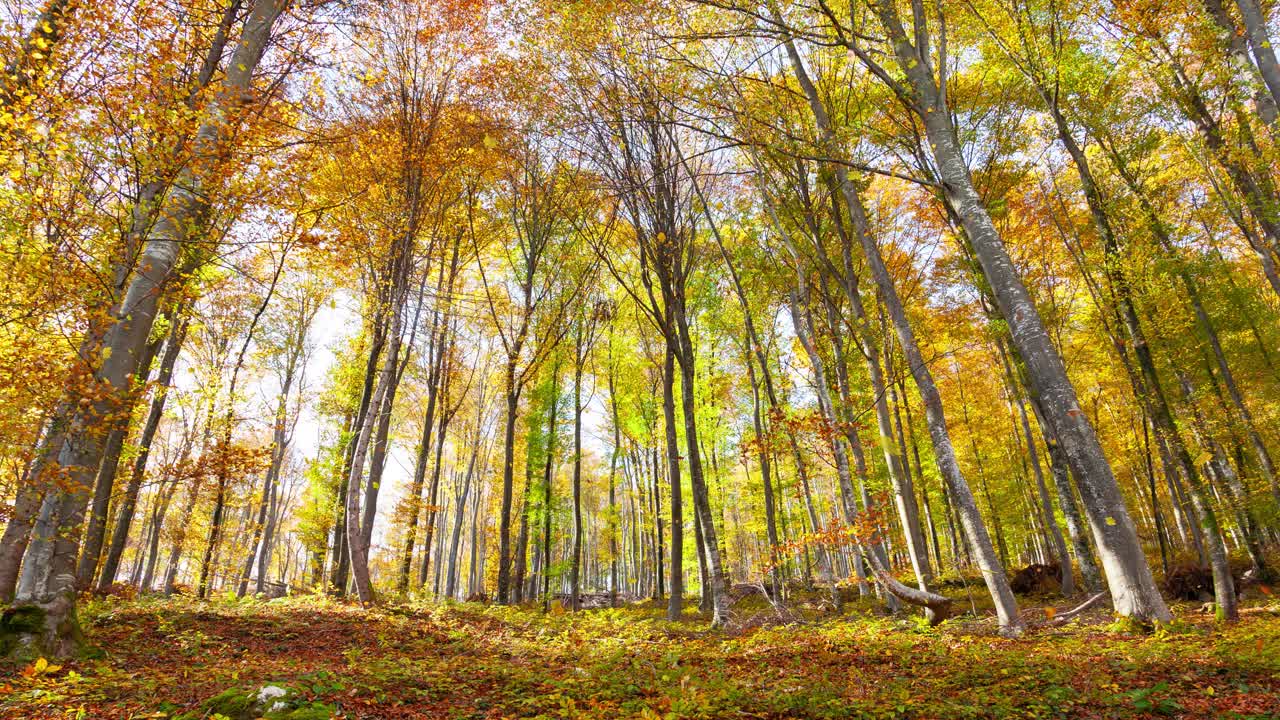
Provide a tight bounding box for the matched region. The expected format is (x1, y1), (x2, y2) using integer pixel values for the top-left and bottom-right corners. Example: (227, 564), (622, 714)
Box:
(3, 0), (293, 658)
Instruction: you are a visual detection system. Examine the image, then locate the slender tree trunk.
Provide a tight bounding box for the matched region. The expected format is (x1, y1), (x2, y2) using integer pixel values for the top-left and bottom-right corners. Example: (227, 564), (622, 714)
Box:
(445, 436), (480, 600)
(662, 342), (683, 620)
(360, 331), (404, 552)
(237, 341), (300, 597)
(346, 307), (399, 604)
(673, 304), (729, 627)
(496, 363), (519, 604)
(540, 367), (560, 612)
(570, 334), (585, 611)
(257, 471), (280, 594)
(419, 399), (451, 589)
(653, 444), (665, 600)
(328, 411), (357, 595)
(998, 339), (1074, 595)
(513, 452), (533, 604)
(607, 348), (622, 607)
(140, 478), (178, 592)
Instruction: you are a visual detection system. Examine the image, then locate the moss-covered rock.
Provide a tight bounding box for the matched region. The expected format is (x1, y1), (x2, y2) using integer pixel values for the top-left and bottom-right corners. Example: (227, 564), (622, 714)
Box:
(203, 686), (257, 718)
(267, 702), (337, 720)
(182, 683), (335, 720)
(0, 604), (47, 661)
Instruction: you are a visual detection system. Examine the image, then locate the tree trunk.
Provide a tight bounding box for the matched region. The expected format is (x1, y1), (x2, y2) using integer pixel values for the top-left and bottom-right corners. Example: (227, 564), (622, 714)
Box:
(445, 434), (480, 600)
(418, 399), (451, 590)
(673, 305), (729, 627)
(662, 342), (683, 621)
(237, 342), (300, 597)
(496, 364), (519, 604)
(570, 339), (585, 611)
(1233, 0), (1280, 117)
(539, 367), (560, 612)
(0, 405), (69, 601)
(345, 311), (399, 605)
(360, 331), (404, 553)
(607, 347), (622, 606)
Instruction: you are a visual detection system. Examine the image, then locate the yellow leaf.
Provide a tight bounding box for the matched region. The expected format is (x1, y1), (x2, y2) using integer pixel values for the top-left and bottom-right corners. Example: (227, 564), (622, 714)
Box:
(1044, 607), (1056, 620)
(33, 657), (47, 674)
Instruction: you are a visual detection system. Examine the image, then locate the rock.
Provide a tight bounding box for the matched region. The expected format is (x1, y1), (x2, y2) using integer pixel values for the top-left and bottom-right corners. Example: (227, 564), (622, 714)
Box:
(188, 683), (336, 720)
(258, 685), (290, 713)
(1163, 561), (1253, 602)
(1009, 563), (1062, 595)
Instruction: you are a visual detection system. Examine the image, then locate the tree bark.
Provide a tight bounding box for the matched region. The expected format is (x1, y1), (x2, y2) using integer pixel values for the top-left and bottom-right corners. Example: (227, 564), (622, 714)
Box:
(1233, 0), (1280, 118)
(496, 363), (519, 604)
(660, 340), (684, 621)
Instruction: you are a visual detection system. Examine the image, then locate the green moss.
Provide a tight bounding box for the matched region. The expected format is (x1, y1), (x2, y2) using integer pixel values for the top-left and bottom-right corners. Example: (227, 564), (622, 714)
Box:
(266, 702), (336, 719)
(1106, 614), (1156, 635)
(194, 684), (328, 720)
(1, 604), (46, 633)
(0, 604), (46, 659)
(202, 687), (256, 718)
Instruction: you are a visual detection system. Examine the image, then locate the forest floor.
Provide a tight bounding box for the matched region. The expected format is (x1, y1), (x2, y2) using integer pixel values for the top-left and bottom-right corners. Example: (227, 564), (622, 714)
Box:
(1, 591), (1278, 719)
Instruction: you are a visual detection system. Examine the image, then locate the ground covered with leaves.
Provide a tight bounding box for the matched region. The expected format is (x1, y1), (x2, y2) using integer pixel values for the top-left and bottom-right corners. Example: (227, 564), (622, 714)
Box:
(1, 594), (1278, 719)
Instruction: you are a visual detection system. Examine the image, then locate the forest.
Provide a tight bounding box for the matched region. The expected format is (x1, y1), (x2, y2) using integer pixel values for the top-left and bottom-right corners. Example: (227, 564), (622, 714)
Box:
(1, 0), (1280, 717)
